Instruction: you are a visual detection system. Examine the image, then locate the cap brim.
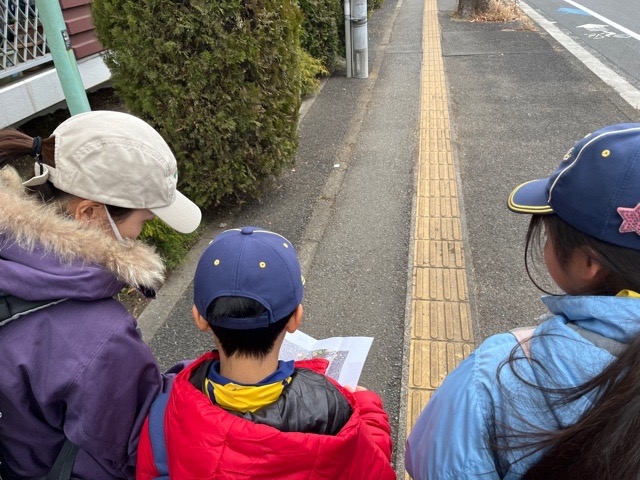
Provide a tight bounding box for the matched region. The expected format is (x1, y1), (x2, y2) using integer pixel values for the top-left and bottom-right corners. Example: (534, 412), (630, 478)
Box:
(150, 190), (202, 234)
(507, 179), (554, 214)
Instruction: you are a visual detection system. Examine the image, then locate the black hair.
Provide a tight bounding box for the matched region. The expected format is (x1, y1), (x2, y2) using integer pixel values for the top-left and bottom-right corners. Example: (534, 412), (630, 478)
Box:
(0, 128), (133, 221)
(206, 296), (294, 359)
(513, 332), (640, 479)
(525, 214), (640, 295)
(493, 213), (640, 478)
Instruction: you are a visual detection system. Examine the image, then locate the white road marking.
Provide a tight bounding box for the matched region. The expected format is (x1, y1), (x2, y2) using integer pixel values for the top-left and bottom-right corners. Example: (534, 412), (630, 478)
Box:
(520, 1), (640, 109)
(562, 0), (640, 41)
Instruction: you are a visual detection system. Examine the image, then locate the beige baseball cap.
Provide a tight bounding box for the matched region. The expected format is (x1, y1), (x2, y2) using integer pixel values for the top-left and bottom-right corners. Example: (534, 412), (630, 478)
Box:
(23, 111), (201, 234)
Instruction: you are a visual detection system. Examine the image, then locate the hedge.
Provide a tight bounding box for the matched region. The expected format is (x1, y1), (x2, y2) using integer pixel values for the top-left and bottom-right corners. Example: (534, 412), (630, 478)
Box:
(92, 0), (303, 209)
(299, 0), (344, 71)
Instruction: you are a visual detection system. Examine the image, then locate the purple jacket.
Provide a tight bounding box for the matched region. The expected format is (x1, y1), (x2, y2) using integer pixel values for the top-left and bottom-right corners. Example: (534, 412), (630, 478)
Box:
(0, 166), (167, 479)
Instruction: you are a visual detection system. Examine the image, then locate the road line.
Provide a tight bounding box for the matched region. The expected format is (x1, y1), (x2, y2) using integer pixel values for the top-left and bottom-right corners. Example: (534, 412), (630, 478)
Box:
(561, 0), (640, 41)
(521, 1), (640, 110)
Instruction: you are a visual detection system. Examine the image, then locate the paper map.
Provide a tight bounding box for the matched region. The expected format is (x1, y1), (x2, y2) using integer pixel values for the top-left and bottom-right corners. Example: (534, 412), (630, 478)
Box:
(279, 329), (373, 387)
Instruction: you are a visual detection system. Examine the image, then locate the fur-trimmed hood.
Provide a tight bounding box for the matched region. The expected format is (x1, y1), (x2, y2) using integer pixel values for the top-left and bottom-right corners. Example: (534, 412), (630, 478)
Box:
(0, 166), (164, 295)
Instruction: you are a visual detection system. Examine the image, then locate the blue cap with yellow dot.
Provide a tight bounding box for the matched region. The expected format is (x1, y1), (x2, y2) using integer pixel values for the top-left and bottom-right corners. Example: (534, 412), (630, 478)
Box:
(193, 227), (304, 329)
(507, 123), (640, 250)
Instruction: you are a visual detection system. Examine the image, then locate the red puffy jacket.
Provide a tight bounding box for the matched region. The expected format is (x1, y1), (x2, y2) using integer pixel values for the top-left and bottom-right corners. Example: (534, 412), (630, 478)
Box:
(137, 352), (396, 479)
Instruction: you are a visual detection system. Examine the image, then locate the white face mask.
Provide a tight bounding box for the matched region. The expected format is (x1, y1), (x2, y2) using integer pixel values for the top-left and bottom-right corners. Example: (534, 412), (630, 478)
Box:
(104, 204), (124, 242)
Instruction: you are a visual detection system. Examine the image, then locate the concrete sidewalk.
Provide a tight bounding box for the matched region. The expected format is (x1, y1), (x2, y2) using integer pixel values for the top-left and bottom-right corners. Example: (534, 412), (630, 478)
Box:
(404, 0), (638, 476)
(137, 0), (640, 477)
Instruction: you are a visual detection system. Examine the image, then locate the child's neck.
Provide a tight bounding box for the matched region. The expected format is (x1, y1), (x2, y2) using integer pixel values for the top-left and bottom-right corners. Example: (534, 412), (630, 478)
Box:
(219, 353), (280, 385)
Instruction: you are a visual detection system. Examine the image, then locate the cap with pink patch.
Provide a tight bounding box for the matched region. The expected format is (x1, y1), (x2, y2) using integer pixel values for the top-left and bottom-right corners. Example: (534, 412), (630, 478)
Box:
(507, 123), (640, 250)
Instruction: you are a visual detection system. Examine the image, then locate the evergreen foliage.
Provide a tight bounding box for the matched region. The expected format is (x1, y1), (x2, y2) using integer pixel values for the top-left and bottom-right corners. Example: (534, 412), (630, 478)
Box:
(299, 48), (329, 96)
(369, 0), (384, 11)
(92, 0), (303, 209)
(298, 0), (344, 70)
(140, 218), (200, 272)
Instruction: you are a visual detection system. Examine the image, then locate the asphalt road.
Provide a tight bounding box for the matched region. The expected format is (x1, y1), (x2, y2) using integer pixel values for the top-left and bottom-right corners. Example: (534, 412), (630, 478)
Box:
(524, 0), (640, 91)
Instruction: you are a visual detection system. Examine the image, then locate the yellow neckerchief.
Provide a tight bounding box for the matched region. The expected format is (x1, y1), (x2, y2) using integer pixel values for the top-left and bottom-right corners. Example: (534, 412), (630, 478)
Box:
(203, 377), (291, 413)
(617, 290), (640, 298)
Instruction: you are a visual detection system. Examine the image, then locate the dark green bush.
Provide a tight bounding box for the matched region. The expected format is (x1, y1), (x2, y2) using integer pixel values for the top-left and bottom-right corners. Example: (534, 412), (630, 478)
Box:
(92, 0), (303, 209)
(298, 0), (344, 70)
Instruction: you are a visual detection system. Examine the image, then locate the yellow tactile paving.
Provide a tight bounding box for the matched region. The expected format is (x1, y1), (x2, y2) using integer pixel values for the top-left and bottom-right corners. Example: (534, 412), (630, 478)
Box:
(412, 300), (472, 341)
(404, 0), (476, 475)
(415, 216), (462, 241)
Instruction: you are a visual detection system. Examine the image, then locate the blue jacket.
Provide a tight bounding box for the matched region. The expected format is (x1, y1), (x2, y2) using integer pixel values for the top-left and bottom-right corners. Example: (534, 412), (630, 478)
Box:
(405, 294), (640, 479)
(0, 167), (168, 479)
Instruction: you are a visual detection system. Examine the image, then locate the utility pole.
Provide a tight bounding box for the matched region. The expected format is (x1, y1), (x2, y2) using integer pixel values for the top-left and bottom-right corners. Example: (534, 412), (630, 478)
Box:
(344, 0), (369, 78)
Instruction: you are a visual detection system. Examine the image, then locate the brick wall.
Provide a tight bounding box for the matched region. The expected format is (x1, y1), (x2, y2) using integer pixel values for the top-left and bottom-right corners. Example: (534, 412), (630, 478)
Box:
(60, 0), (102, 59)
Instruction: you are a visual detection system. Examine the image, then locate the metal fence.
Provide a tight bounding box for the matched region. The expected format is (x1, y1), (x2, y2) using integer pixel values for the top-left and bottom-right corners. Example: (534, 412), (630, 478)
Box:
(1, 0), (52, 80)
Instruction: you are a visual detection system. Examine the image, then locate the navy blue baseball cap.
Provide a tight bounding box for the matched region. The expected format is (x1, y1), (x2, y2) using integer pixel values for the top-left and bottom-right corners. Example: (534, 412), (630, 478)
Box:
(508, 123), (640, 250)
(193, 227), (304, 329)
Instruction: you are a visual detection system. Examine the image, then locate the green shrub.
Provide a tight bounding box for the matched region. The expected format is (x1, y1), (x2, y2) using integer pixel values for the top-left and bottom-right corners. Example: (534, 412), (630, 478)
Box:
(140, 218), (201, 272)
(299, 48), (329, 96)
(92, 0), (303, 209)
(298, 0), (344, 70)
(368, 0), (384, 12)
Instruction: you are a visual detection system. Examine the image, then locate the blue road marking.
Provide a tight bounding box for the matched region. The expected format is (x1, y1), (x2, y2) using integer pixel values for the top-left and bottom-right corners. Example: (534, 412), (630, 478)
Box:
(557, 7), (590, 16)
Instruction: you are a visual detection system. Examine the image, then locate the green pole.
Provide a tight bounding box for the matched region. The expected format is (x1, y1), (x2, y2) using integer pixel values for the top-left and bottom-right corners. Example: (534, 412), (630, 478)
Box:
(34, 0), (91, 114)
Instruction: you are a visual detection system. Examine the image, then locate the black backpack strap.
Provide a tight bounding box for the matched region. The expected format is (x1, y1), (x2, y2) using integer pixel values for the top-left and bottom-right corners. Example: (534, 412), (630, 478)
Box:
(0, 291), (66, 326)
(2, 439), (80, 480)
(45, 439), (79, 480)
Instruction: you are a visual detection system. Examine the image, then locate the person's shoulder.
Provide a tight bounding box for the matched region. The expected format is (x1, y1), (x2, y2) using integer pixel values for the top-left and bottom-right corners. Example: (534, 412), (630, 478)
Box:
(293, 357), (329, 373)
(477, 330), (521, 353)
(5, 297), (136, 352)
(55, 296), (132, 327)
(441, 331), (520, 383)
(405, 332), (523, 479)
(291, 367), (336, 389)
(288, 368), (351, 407)
(424, 330), (526, 415)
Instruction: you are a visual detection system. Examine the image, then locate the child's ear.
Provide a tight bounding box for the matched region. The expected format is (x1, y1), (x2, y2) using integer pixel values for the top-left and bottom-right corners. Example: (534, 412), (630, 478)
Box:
(192, 305), (211, 332)
(578, 249), (610, 290)
(73, 200), (104, 222)
(582, 250), (608, 280)
(285, 304), (303, 333)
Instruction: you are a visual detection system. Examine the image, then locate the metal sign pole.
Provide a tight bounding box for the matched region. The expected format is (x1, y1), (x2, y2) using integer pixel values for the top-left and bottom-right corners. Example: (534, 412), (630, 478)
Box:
(34, 0), (90, 114)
